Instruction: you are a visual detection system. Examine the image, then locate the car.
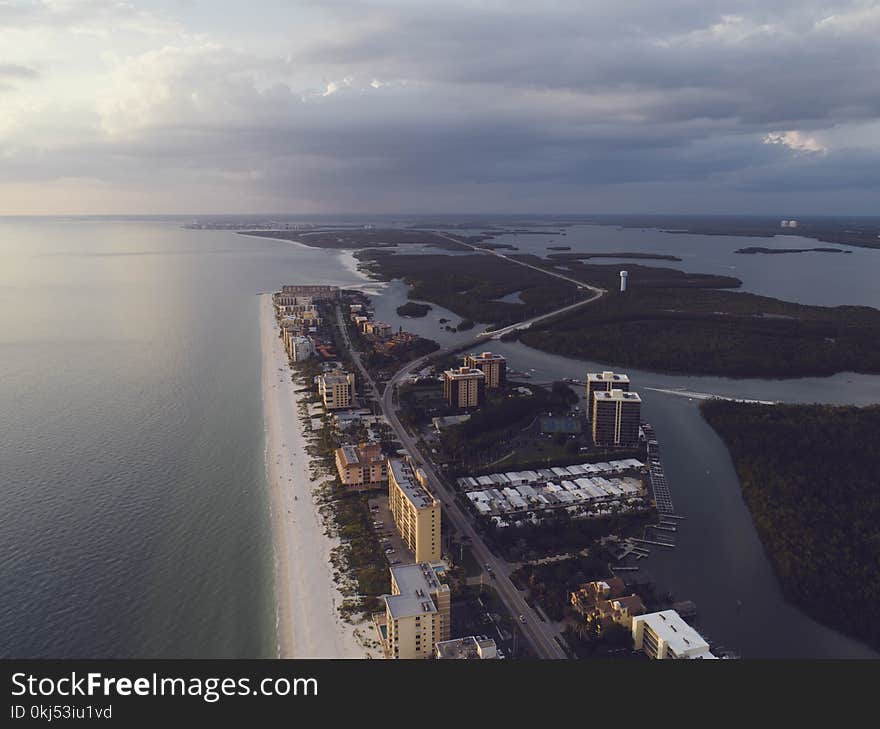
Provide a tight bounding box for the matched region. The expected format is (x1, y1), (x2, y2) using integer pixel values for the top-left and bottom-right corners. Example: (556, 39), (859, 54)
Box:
(518, 615), (527, 624)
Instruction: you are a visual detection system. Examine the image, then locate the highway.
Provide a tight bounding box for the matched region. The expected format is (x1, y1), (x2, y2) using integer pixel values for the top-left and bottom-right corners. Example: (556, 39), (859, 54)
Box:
(335, 233), (607, 659)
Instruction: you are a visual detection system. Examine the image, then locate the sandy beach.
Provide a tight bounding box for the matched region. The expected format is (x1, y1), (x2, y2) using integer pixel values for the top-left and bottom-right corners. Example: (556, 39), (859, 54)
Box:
(260, 293), (378, 658)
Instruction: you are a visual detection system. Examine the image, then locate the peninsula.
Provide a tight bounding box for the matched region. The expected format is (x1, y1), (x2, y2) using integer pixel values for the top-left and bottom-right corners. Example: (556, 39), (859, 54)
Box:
(701, 399), (880, 651)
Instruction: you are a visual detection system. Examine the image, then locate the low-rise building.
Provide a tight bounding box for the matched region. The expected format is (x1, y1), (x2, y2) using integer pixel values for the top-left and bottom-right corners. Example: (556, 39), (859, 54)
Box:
(442, 366), (485, 409)
(388, 458), (441, 563)
(363, 320), (393, 338)
(377, 563), (451, 659)
(465, 351), (507, 389)
(435, 636), (498, 660)
(571, 579), (646, 632)
(318, 371), (356, 410)
(334, 442), (387, 487)
(632, 610), (716, 659)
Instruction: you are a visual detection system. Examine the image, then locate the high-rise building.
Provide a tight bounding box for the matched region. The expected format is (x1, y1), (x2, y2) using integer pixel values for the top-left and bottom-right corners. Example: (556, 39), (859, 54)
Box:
(334, 442), (387, 487)
(378, 563), (451, 659)
(465, 351), (507, 389)
(592, 388), (641, 447)
(442, 367), (485, 409)
(632, 611), (716, 660)
(289, 336), (314, 362)
(388, 458), (441, 563)
(318, 371), (356, 410)
(586, 371), (631, 419)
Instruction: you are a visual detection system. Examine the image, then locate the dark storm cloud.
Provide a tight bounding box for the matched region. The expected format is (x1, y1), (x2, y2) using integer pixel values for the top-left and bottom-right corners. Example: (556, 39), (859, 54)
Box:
(5, 0), (880, 212)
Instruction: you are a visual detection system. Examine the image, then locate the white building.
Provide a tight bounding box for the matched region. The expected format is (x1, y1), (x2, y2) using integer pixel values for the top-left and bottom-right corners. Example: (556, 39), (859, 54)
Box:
(435, 636), (498, 660)
(290, 336), (314, 362)
(631, 610), (717, 659)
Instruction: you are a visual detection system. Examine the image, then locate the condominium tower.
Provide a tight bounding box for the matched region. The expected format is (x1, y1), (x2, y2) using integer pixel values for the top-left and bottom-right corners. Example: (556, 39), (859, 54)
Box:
(464, 352), (507, 389)
(586, 371), (630, 419)
(442, 367), (485, 409)
(379, 563), (451, 659)
(318, 371), (356, 410)
(388, 458), (441, 563)
(592, 389), (641, 447)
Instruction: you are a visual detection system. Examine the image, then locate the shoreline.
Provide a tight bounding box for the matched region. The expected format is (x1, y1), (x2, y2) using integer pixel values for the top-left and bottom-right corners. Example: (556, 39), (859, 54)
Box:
(259, 293), (379, 658)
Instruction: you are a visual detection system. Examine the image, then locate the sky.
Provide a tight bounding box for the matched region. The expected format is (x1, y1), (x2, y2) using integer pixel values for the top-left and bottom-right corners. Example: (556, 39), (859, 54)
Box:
(2, 0), (880, 215)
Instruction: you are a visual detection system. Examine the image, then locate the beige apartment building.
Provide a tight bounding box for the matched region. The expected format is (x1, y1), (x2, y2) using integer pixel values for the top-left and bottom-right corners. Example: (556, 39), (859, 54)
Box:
(334, 442), (387, 487)
(586, 371), (630, 418)
(363, 320), (393, 338)
(379, 563), (451, 659)
(318, 371), (356, 410)
(465, 351), (507, 389)
(442, 367), (485, 409)
(592, 388), (641, 447)
(388, 458), (441, 563)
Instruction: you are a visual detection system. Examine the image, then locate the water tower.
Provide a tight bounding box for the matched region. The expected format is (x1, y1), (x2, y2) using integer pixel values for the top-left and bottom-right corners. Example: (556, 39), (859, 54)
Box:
(619, 270), (628, 293)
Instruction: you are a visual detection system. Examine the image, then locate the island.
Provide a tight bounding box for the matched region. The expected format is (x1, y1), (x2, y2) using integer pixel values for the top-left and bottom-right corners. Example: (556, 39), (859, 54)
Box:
(547, 252), (683, 262)
(700, 399), (880, 652)
(735, 246), (850, 255)
(396, 301), (432, 317)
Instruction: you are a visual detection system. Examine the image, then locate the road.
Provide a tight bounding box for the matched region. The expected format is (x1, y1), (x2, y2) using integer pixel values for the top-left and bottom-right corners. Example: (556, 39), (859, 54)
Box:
(336, 233), (607, 659)
(434, 231), (605, 339)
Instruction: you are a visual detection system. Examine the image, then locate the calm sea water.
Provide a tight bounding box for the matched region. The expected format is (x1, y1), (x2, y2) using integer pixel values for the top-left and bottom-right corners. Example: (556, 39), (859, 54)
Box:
(0, 218), (364, 658)
(1, 217), (878, 658)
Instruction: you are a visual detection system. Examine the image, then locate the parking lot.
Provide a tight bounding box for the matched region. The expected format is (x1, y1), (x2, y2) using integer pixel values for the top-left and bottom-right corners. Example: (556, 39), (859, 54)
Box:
(367, 494), (414, 567)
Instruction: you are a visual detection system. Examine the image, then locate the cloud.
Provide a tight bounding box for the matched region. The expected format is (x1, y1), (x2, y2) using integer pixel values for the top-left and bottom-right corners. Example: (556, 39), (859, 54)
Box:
(2, 0), (880, 214)
(762, 130), (828, 155)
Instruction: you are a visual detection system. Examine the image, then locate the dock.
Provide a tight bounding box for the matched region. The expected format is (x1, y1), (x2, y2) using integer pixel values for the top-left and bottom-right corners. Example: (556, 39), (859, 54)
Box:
(643, 423), (675, 515)
(632, 538), (676, 549)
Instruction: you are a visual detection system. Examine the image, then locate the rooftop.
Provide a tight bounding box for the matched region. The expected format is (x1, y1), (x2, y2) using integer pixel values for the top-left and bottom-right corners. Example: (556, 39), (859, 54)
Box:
(634, 610), (715, 659)
(320, 372), (353, 386)
(444, 366), (486, 380)
(384, 563), (447, 620)
(587, 371), (630, 384)
(435, 636), (498, 660)
(469, 351), (506, 361)
(389, 458), (436, 510)
(595, 388), (641, 402)
(338, 442), (383, 467)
